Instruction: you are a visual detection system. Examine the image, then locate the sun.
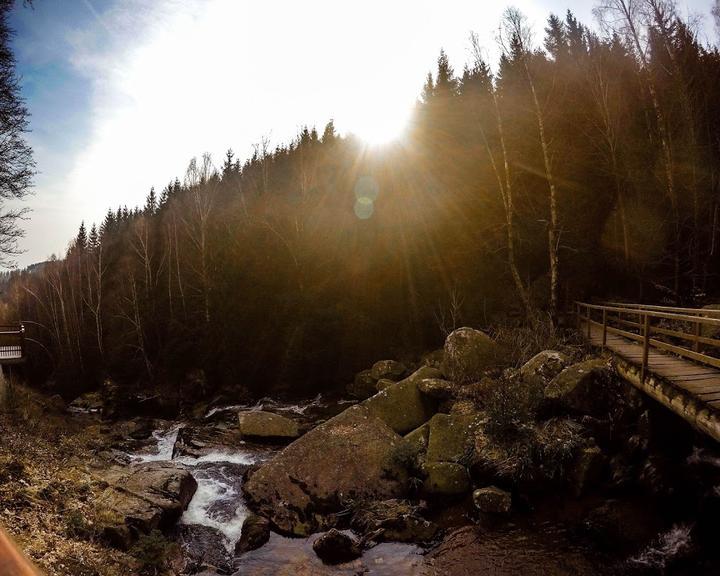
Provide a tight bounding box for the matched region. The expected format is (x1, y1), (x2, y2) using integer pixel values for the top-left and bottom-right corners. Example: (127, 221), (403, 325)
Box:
(345, 101), (412, 146)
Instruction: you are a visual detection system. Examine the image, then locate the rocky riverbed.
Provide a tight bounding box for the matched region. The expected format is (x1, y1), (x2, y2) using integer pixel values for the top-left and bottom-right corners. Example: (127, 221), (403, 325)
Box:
(3, 327), (720, 575)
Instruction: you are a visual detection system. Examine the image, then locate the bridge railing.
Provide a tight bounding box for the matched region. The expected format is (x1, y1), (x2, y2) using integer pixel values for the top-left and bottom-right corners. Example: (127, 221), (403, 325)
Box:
(0, 323), (25, 364)
(575, 302), (720, 381)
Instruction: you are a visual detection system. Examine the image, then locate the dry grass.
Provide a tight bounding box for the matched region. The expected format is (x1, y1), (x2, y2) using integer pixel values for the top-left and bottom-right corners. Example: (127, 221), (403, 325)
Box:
(0, 385), (141, 576)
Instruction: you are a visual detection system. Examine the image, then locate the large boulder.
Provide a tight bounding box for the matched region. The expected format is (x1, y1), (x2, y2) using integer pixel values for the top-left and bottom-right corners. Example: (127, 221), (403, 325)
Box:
(423, 462), (470, 496)
(570, 445), (606, 497)
(544, 358), (613, 416)
(441, 327), (499, 383)
(69, 391), (104, 413)
(362, 366), (441, 434)
(243, 405), (408, 535)
(371, 360), (407, 381)
(350, 499), (439, 544)
(520, 350), (570, 389)
(473, 486), (512, 515)
(238, 410), (299, 442)
(95, 463), (197, 549)
(426, 413), (482, 464)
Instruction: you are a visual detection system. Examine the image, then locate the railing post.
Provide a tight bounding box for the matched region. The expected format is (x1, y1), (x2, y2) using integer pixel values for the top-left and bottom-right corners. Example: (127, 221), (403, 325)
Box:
(641, 313), (650, 382)
(694, 319), (701, 352)
(586, 306), (591, 339)
(19, 323), (25, 359)
(602, 308), (607, 350)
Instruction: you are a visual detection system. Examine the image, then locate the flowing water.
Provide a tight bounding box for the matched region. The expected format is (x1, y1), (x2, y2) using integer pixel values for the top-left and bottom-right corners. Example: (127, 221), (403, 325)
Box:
(123, 398), (719, 575)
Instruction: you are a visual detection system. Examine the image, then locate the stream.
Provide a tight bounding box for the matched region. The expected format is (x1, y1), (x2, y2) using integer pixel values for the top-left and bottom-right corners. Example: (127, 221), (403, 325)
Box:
(122, 396), (718, 575)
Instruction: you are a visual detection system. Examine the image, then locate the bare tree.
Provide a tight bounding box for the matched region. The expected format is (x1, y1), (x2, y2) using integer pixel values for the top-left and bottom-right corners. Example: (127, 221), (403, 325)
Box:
(500, 8), (561, 317)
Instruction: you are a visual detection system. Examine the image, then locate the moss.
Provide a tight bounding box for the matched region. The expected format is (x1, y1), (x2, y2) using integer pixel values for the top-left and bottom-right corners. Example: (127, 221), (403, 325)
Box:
(426, 413), (481, 464)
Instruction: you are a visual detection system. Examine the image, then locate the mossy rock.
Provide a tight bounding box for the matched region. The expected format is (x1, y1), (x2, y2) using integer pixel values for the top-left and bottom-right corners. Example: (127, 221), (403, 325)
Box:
(442, 327), (499, 383)
(418, 378), (455, 400)
(404, 422), (430, 455)
(520, 350), (570, 389)
(426, 413), (482, 464)
(544, 358), (613, 416)
(376, 379), (395, 392)
(363, 367), (441, 434)
(423, 462), (470, 496)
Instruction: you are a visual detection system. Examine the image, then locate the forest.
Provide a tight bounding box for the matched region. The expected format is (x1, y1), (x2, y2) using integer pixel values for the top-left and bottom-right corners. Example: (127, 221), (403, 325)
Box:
(2, 3), (720, 402)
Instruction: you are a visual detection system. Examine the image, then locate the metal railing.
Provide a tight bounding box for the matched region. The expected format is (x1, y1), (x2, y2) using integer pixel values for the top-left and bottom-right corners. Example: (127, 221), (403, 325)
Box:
(575, 302), (720, 381)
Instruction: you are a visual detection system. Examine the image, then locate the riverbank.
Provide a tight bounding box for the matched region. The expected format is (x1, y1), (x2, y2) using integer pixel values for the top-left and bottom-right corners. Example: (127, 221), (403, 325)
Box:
(2, 326), (720, 575)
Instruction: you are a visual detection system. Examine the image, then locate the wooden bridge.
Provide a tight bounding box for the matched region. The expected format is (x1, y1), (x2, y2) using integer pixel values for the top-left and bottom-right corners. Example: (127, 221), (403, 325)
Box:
(0, 324), (25, 365)
(576, 302), (720, 442)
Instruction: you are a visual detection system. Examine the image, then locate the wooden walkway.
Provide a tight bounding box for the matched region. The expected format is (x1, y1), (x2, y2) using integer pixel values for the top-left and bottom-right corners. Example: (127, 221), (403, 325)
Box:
(0, 324), (25, 365)
(587, 323), (720, 410)
(577, 302), (720, 441)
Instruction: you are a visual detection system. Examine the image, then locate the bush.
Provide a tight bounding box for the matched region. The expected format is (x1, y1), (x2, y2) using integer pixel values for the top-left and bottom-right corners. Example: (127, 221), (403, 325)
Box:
(484, 378), (543, 441)
(130, 530), (177, 574)
(65, 508), (95, 540)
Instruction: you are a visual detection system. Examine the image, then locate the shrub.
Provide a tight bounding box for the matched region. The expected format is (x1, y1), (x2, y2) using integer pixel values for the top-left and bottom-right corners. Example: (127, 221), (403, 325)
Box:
(484, 377), (543, 441)
(130, 530), (177, 574)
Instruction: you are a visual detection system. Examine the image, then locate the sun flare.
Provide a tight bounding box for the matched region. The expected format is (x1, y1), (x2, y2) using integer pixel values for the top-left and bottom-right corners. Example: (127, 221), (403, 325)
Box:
(347, 102), (412, 146)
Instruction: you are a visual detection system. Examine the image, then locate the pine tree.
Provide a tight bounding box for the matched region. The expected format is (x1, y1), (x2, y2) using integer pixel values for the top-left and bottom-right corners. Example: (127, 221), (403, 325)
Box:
(76, 221), (87, 252)
(321, 119), (336, 143)
(88, 223), (99, 251)
(435, 49), (458, 97)
(144, 186), (157, 215)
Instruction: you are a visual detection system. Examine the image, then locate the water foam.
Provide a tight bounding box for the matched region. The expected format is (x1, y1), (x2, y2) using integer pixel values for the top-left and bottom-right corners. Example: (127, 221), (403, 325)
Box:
(629, 524), (693, 570)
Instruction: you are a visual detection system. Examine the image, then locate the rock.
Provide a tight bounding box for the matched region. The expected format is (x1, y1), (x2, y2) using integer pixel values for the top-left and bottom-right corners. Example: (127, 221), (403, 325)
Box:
(363, 366), (440, 434)
(427, 413), (482, 464)
(45, 394), (66, 413)
(95, 463), (197, 549)
(583, 499), (662, 553)
(347, 369), (377, 400)
(441, 327), (499, 383)
(179, 524), (233, 574)
(423, 462), (470, 496)
(473, 486), (512, 515)
(350, 499), (439, 543)
(371, 360), (407, 381)
(544, 358), (613, 415)
(376, 379), (395, 392)
(238, 410), (300, 442)
(312, 529), (362, 564)
(235, 514), (271, 555)
(422, 349), (445, 369)
(570, 446), (606, 497)
(418, 378), (455, 400)
(243, 405), (408, 535)
(520, 350), (570, 388)
(404, 423), (430, 455)
(69, 391), (103, 413)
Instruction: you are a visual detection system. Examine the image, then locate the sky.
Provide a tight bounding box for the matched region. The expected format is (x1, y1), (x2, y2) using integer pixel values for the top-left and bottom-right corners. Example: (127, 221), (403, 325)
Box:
(7, 0), (718, 267)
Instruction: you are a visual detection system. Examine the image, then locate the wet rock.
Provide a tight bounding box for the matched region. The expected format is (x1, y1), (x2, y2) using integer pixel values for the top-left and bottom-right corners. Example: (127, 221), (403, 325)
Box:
(351, 499), (439, 544)
(238, 411), (299, 442)
(371, 360), (407, 381)
(442, 327), (499, 383)
(235, 514), (271, 555)
(423, 462), (470, 496)
(69, 391), (103, 413)
(520, 350), (570, 388)
(347, 369), (377, 400)
(570, 445), (606, 497)
(427, 413), (481, 464)
(95, 462), (197, 549)
(473, 486), (512, 515)
(178, 524), (233, 574)
(363, 366), (440, 434)
(418, 378), (455, 400)
(312, 529), (362, 564)
(243, 405), (408, 536)
(544, 358), (613, 416)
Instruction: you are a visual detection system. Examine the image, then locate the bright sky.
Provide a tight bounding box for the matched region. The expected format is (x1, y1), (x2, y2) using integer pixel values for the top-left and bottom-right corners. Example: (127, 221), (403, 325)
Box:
(7, 0), (718, 267)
